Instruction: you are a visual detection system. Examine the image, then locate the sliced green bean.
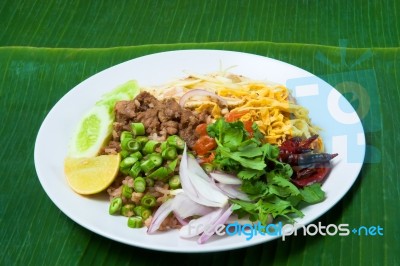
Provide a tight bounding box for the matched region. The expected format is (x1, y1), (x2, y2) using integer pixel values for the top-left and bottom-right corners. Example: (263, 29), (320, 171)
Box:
(140, 159), (157, 173)
(201, 163), (214, 173)
(121, 138), (141, 152)
(131, 122), (145, 136)
(109, 197), (123, 215)
(120, 131), (133, 142)
(167, 158), (179, 172)
(148, 166), (170, 180)
(141, 194), (157, 208)
(120, 166), (130, 175)
(166, 135), (185, 150)
(133, 177), (146, 193)
(142, 140), (159, 154)
(127, 216), (143, 228)
(134, 206), (152, 219)
(119, 150), (130, 159)
(160, 141), (168, 151)
(148, 153), (163, 167)
(121, 204), (135, 217)
(135, 136), (149, 144)
(129, 162), (142, 178)
(129, 151), (143, 160)
(122, 184), (133, 199)
(120, 156), (139, 168)
(162, 146), (177, 160)
(169, 175), (181, 189)
(145, 177), (154, 187)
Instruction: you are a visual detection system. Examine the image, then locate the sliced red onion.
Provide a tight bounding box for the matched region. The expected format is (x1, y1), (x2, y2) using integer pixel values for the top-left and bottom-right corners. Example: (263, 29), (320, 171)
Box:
(179, 89), (228, 107)
(215, 183), (251, 201)
(179, 145), (199, 198)
(180, 144), (228, 207)
(172, 211), (189, 226)
(188, 156), (210, 181)
(197, 205), (233, 244)
(147, 199), (174, 234)
(189, 173), (229, 207)
(172, 192), (214, 218)
(210, 172), (242, 185)
(179, 207), (226, 238)
(148, 191), (216, 233)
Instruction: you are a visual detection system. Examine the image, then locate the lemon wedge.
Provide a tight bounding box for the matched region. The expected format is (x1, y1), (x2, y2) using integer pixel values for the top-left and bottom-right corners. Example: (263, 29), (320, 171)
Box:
(64, 154), (121, 195)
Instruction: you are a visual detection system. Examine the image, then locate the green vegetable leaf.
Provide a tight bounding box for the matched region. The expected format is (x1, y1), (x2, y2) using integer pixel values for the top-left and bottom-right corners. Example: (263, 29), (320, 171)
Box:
(300, 183), (326, 203)
(255, 197), (304, 221)
(241, 180), (269, 197)
(228, 153), (266, 170)
(238, 169), (265, 180)
(267, 171), (300, 196)
(267, 184), (293, 198)
(261, 143), (280, 159)
(238, 138), (261, 150)
(217, 141), (267, 170)
(251, 123), (265, 142)
(234, 146), (264, 158)
(231, 197), (304, 225)
(287, 194), (303, 206)
(222, 128), (243, 151)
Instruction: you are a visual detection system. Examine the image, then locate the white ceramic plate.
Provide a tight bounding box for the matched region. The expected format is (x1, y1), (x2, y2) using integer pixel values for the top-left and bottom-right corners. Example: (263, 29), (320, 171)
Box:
(34, 50), (365, 252)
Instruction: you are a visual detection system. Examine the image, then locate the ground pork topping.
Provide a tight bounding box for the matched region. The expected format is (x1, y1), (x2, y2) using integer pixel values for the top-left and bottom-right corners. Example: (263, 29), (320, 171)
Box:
(103, 91), (208, 154)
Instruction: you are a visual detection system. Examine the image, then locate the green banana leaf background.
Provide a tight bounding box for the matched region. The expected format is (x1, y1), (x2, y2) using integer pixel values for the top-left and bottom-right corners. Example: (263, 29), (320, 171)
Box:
(1, 1), (399, 265)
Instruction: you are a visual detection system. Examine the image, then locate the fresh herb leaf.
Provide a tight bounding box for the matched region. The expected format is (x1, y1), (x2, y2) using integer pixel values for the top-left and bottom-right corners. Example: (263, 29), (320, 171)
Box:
(251, 122), (265, 142)
(267, 171), (300, 196)
(216, 141), (267, 170)
(238, 169), (265, 180)
(255, 197), (304, 222)
(241, 180), (269, 197)
(260, 143), (280, 159)
(222, 128), (243, 151)
(231, 197), (304, 225)
(234, 146), (264, 158)
(238, 138), (261, 150)
(286, 194), (303, 207)
(300, 183), (325, 203)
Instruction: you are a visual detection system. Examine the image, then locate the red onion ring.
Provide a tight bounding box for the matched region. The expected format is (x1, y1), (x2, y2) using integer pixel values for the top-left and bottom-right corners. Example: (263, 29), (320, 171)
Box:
(197, 204), (233, 244)
(210, 172), (242, 185)
(179, 89), (228, 107)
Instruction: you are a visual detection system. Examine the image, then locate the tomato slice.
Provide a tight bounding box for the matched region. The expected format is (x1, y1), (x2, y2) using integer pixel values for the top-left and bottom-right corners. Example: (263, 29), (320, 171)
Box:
(225, 110), (249, 122)
(193, 135), (217, 156)
(200, 151), (216, 163)
(243, 120), (254, 138)
(195, 123), (208, 136)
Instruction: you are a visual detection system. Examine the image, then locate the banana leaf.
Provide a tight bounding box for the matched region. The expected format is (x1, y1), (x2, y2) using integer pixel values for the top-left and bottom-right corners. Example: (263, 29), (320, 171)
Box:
(0, 42), (399, 265)
(0, 1), (399, 48)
